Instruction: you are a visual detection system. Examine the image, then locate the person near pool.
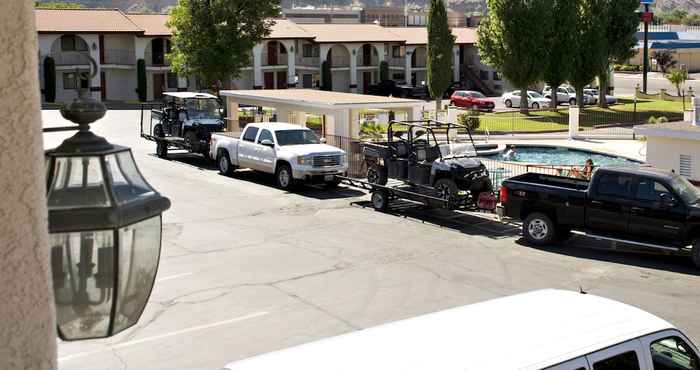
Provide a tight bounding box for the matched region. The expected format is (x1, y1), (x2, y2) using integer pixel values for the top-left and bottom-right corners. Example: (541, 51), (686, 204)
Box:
(502, 145), (517, 161)
(570, 159), (594, 180)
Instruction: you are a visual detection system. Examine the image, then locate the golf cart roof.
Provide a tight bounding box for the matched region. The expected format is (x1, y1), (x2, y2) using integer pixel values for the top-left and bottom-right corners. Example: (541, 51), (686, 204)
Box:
(163, 92), (218, 100)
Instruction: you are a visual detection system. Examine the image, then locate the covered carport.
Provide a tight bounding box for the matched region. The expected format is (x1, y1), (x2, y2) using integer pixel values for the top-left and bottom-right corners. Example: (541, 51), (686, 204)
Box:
(219, 89), (425, 139)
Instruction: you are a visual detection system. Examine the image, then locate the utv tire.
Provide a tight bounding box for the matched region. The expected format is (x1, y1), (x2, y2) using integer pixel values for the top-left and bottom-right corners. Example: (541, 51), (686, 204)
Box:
(218, 152), (235, 176)
(367, 164), (388, 185)
(505, 99), (513, 108)
(523, 212), (557, 246)
(692, 239), (700, 269)
(156, 142), (168, 159)
(434, 178), (459, 200)
(371, 189), (390, 212)
(153, 124), (165, 138)
(275, 163), (295, 191)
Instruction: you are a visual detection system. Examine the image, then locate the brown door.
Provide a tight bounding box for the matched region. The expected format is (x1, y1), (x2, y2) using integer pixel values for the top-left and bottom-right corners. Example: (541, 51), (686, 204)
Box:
(100, 71), (106, 101)
(268, 42), (278, 65)
(153, 73), (165, 100)
(276, 71), (287, 89)
(264, 72), (275, 89)
(363, 72), (372, 94)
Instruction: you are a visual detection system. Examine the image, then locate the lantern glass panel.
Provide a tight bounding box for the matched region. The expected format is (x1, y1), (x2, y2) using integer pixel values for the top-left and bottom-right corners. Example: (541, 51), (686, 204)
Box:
(113, 216), (162, 333)
(47, 156), (111, 209)
(50, 230), (115, 340)
(104, 151), (155, 205)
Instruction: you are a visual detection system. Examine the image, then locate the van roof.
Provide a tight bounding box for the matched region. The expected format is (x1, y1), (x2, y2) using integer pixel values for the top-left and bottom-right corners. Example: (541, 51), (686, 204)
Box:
(224, 289), (672, 370)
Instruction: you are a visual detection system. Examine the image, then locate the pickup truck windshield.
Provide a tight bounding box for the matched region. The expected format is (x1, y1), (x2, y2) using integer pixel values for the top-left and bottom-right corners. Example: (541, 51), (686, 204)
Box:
(670, 175), (700, 204)
(276, 130), (320, 146)
(185, 99), (221, 120)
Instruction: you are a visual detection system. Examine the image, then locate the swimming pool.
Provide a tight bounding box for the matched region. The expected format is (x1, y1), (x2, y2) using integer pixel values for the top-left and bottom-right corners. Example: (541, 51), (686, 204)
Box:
(485, 145), (640, 166)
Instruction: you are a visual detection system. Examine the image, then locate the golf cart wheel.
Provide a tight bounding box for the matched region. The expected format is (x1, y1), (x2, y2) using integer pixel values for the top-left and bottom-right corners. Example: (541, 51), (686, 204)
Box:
(371, 189), (389, 212)
(532, 102), (540, 110)
(523, 212), (556, 246)
(367, 164), (388, 185)
(156, 141), (168, 159)
(505, 99), (513, 108)
(692, 239), (700, 269)
(275, 163), (295, 191)
(153, 124), (165, 138)
(218, 152), (235, 176)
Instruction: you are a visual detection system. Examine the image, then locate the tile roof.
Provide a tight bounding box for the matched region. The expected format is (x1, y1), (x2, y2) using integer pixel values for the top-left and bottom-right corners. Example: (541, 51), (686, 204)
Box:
(35, 8), (143, 34)
(388, 27), (477, 45)
(297, 24), (405, 43)
(126, 13), (170, 36)
(268, 19), (313, 39)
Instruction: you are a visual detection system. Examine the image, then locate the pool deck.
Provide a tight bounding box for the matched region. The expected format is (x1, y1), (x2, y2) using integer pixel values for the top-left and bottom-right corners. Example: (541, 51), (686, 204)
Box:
(482, 137), (646, 163)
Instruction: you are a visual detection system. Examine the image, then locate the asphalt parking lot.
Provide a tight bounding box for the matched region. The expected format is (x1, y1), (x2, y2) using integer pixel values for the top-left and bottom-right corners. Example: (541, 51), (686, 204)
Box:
(46, 109), (700, 370)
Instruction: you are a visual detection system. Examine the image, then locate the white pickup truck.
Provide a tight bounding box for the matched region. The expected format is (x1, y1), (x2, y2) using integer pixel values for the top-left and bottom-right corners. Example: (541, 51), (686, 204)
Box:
(209, 122), (348, 190)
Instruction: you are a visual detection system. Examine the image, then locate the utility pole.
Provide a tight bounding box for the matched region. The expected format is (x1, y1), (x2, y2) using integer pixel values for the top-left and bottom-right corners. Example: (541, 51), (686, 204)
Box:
(640, 0), (654, 93)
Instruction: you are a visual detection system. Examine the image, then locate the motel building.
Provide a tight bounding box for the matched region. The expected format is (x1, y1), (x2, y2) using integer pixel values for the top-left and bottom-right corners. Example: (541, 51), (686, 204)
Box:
(35, 8), (504, 104)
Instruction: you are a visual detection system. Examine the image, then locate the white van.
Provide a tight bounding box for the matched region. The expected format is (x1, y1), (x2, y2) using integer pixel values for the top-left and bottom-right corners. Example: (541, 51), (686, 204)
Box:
(223, 289), (699, 370)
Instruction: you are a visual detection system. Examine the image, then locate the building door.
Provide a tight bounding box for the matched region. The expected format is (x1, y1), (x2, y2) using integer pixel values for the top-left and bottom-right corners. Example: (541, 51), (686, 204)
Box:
(100, 71), (106, 101)
(151, 38), (164, 65)
(363, 71), (372, 93)
(264, 72), (275, 89)
(268, 42), (278, 65)
(362, 44), (372, 66)
(276, 71), (287, 89)
(153, 73), (165, 100)
(302, 74), (313, 88)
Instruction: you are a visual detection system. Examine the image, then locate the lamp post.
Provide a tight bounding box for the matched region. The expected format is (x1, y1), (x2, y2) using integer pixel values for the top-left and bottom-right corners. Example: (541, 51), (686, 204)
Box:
(640, 0), (655, 94)
(44, 55), (170, 340)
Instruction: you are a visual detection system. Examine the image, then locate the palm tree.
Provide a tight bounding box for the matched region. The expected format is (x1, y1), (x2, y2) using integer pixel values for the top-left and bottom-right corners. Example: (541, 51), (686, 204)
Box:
(666, 68), (688, 97)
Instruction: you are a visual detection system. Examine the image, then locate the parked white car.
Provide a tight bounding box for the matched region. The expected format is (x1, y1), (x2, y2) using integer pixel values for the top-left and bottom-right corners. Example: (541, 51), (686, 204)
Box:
(223, 289), (700, 370)
(543, 85), (597, 106)
(584, 88), (618, 105)
(209, 122), (348, 190)
(502, 90), (551, 109)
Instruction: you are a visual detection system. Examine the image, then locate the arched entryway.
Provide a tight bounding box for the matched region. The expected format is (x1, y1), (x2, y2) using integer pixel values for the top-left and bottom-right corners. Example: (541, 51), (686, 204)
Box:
(326, 45), (350, 92)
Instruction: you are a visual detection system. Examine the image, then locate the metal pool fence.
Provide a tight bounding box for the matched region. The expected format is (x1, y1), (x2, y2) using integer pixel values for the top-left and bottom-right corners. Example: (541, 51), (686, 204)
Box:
(478, 158), (582, 190)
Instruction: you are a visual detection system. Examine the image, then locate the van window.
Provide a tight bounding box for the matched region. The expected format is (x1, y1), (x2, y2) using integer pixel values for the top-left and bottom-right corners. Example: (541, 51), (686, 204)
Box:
(243, 127), (259, 142)
(593, 351), (640, 370)
(650, 336), (700, 370)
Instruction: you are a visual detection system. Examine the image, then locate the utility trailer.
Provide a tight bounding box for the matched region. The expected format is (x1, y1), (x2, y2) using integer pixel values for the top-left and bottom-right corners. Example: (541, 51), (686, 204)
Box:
(140, 92), (225, 159)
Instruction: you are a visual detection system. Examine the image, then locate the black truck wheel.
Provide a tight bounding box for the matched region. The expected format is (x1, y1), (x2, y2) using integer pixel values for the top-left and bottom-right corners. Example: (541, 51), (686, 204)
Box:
(371, 189), (389, 212)
(156, 142), (168, 159)
(367, 164), (388, 185)
(692, 239), (700, 269)
(275, 163), (295, 191)
(218, 152), (235, 176)
(523, 212), (557, 246)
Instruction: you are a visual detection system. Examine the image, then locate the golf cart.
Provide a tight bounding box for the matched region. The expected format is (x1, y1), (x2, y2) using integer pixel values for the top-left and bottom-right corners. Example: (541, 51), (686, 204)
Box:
(140, 92), (225, 159)
(360, 120), (493, 207)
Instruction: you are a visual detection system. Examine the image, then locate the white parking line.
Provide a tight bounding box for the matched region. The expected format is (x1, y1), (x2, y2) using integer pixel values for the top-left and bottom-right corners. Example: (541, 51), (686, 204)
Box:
(58, 311), (269, 362)
(155, 272), (194, 282)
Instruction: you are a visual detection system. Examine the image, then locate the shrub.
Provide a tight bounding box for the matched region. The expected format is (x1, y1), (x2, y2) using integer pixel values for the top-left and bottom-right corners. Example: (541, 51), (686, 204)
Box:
(648, 116), (669, 124)
(379, 61), (389, 82)
(137, 59), (147, 101)
(359, 122), (387, 141)
(43, 56), (56, 103)
(456, 110), (481, 132)
(321, 60), (332, 91)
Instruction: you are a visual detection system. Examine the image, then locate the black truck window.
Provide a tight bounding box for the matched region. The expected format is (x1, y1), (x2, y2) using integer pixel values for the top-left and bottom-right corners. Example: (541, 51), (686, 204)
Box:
(243, 127), (259, 142)
(635, 178), (672, 202)
(596, 173), (634, 198)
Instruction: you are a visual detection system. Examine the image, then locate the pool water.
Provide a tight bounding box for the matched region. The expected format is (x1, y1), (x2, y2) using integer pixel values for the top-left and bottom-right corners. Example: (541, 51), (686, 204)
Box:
(486, 146), (640, 166)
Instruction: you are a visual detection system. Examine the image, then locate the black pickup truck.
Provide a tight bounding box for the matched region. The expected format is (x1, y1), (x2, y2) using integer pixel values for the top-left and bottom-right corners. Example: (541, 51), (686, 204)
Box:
(367, 80), (429, 100)
(499, 165), (700, 267)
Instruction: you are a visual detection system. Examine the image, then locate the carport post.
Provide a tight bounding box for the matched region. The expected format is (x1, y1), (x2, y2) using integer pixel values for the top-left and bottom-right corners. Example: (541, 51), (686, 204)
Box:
(226, 97), (239, 131)
(569, 106), (580, 140)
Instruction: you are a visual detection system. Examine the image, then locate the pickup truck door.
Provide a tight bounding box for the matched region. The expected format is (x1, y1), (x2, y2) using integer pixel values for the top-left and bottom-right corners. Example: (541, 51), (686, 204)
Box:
(628, 177), (686, 245)
(255, 129), (276, 174)
(238, 126), (260, 170)
(585, 172), (634, 236)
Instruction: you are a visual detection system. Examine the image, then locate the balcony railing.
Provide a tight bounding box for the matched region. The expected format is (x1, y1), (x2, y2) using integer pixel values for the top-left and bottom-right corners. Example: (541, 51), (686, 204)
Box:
(261, 52), (289, 66)
(296, 56), (320, 67)
(144, 52), (171, 67)
(50, 51), (91, 66)
(329, 55), (350, 68)
(103, 49), (135, 65)
(388, 58), (405, 67)
(356, 53), (379, 67)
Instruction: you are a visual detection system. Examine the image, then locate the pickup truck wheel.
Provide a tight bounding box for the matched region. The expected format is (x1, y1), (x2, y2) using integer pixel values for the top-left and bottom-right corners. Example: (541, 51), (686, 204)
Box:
(371, 190), (389, 212)
(523, 213), (556, 246)
(367, 164), (388, 185)
(156, 142), (168, 159)
(218, 152), (234, 176)
(276, 164), (295, 190)
(692, 239), (700, 268)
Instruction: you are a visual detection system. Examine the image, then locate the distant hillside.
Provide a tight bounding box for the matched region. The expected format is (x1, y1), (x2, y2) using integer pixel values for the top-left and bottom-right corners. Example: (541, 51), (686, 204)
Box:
(654, 0), (700, 12)
(36, 0), (487, 14)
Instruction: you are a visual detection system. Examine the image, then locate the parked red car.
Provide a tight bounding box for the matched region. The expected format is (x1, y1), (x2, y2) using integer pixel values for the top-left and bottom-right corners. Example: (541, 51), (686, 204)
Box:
(450, 90), (495, 112)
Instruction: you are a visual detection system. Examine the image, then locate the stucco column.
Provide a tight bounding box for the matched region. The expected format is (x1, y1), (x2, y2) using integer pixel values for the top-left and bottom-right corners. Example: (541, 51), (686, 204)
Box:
(374, 43), (386, 62)
(405, 46), (415, 86)
(569, 106), (580, 139)
(252, 44), (263, 89)
(452, 46), (460, 83)
(0, 1), (57, 369)
(349, 45), (359, 93)
(282, 40), (297, 88)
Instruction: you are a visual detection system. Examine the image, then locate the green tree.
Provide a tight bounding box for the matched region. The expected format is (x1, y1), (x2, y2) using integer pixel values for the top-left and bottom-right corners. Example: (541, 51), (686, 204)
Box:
(43, 56), (56, 103)
(652, 50), (678, 73)
(541, 0), (577, 109)
(167, 0), (280, 90)
(35, 1), (85, 9)
(569, 0), (606, 108)
(426, 0), (456, 114)
(594, 0), (639, 108)
(478, 0), (549, 113)
(666, 68), (688, 97)
(379, 60), (389, 82)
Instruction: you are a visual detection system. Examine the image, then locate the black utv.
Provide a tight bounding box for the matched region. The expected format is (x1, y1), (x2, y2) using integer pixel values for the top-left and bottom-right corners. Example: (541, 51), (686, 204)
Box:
(360, 120), (493, 204)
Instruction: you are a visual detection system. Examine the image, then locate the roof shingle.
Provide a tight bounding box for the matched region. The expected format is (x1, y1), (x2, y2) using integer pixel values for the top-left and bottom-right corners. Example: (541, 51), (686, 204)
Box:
(35, 8), (143, 34)
(126, 13), (170, 36)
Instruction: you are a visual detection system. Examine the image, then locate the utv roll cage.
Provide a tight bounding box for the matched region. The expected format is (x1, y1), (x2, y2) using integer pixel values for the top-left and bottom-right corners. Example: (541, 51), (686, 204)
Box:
(385, 119), (480, 160)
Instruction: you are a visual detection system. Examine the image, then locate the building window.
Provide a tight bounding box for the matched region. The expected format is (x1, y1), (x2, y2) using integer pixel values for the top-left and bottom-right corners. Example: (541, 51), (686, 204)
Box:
(60, 35), (88, 52)
(167, 72), (178, 89)
(392, 45), (405, 58)
(62, 72), (88, 90)
(493, 72), (502, 81)
(479, 70), (489, 80)
(303, 44), (319, 58)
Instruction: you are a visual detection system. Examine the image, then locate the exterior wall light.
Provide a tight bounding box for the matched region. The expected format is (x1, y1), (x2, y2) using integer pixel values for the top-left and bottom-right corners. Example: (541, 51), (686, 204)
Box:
(44, 57), (170, 340)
